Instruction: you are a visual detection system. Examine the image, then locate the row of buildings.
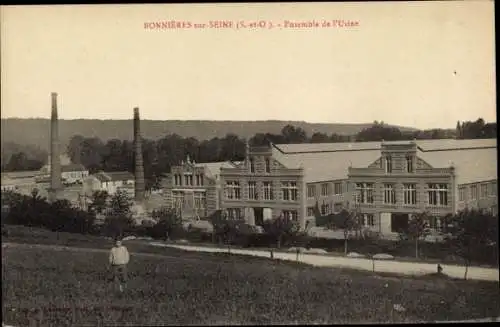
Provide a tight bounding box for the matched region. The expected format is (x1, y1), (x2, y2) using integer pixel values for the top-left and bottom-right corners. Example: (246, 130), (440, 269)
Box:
(160, 138), (497, 239)
(2, 137), (497, 239)
(1, 153), (136, 208)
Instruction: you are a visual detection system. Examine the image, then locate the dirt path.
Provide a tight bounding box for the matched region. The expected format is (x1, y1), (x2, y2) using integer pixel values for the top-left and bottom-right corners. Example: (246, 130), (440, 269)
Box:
(166, 244), (500, 282)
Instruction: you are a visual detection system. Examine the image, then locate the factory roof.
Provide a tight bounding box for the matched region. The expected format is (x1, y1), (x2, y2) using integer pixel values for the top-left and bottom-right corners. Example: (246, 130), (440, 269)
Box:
(272, 138), (497, 184)
(93, 171), (135, 183)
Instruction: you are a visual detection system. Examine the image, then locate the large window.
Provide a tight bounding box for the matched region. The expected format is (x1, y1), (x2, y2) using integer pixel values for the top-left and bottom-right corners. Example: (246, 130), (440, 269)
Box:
(470, 185), (478, 200)
(226, 208), (242, 220)
(173, 174), (182, 186)
(490, 182), (497, 196)
(363, 214), (375, 227)
(427, 184), (448, 206)
(406, 155), (414, 173)
(195, 174), (204, 186)
(307, 185), (316, 198)
(172, 191), (184, 210)
(480, 184), (488, 198)
(334, 182), (343, 195)
(194, 192), (206, 216)
(383, 184), (396, 204)
(320, 203), (330, 215)
(356, 183), (374, 204)
(225, 181), (241, 199)
(265, 158), (271, 173)
(248, 181), (258, 200)
(282, 210), (298, 221)
(321, 183), (331, 196)
(458, 186), (466, 201)
(250, 157), (255, 173)
(184, 173), (193, 186)
(281, 182), (298, 201)
(385, 156), (393, 173)
(403, 183), (417, 205)
(263, 181), (273, 200)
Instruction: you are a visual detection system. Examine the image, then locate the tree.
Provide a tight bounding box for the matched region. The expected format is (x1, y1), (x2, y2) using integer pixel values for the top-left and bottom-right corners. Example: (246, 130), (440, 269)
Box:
(262, 214), (300, 249)
(104, 190), (134, 239)
(90, 190), (109, 214)
(404, 212), (432, 259)
(281, 125), (308, 143)
(151, 207), (182, 240)
(446, 209), (498, 280)
(310, 132), (330, 143)
(315, 203), (361, 255)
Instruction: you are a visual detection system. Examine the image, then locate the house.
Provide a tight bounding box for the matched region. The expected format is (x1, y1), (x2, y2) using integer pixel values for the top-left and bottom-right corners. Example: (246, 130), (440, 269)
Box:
(39, 154), (89, 184)
(1, 171), (39, 195)
(218, 138), (497, 238)
(83, 171), (135, 198)
(161, 155), (241, 220)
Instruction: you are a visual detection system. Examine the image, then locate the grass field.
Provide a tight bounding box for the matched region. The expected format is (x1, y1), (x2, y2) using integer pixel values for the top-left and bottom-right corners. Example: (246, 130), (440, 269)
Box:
(3, 237), (500, 326)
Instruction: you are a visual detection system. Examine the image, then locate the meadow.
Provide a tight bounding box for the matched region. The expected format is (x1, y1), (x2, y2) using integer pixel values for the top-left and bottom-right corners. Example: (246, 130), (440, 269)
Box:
(2, 228), (500, 325)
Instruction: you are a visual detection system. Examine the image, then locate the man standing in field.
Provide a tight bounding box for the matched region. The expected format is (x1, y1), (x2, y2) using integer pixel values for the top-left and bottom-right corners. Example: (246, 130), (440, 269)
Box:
(109, 239), (130, 292)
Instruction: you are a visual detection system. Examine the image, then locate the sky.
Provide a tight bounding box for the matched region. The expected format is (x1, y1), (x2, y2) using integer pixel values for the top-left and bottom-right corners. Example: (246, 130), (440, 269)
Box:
(0, 2), (496, 129)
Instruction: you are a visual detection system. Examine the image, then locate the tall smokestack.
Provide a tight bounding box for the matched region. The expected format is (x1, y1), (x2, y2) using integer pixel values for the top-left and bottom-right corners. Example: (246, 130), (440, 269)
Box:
(48, 92), (62, 203)
(133, 107), (145, 202)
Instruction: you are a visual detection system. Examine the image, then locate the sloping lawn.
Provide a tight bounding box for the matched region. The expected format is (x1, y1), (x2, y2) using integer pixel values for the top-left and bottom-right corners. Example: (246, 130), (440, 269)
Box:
(2, 244), (500, 326)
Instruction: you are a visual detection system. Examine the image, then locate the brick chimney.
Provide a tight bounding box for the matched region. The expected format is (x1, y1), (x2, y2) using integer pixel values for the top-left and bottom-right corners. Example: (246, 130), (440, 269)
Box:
(48, 92), (62, 203)
(133, 107), (145, 202)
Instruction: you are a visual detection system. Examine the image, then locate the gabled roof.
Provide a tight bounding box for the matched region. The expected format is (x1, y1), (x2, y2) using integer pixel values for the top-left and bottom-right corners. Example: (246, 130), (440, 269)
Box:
(61, 164), (87, 172)
(272, 139), (497, 184)
(2, 170), (40, 180)
(194, 161), (238, 179)
(93, 171), (135, 182)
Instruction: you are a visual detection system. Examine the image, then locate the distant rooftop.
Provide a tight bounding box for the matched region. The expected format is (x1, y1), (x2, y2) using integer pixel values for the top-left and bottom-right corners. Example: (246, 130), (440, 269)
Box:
(272, 139), (497, 184)
(93, 171), (135, 182)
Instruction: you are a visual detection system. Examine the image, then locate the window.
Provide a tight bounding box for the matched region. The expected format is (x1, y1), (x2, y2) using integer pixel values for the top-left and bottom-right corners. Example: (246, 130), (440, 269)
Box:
(226, 208), (242, 220)
(263, 181), (273, 200)
(470, 185), (478, 200)
(403, 184), (417, 205)
(427, 216), (442, 232)
(265, 158), (271, 173)
(283, 210), (298, 221)
(363, 214), (375, 227)
(321, 183), (331, 196)
(383, 184), (396, 204)
(458, 186), (466, 201)
(307, 207), (315, 216)
(172, 191), (184, 209)
(184, 174), (193, 186)
(385, 156), (393, 173)
(248, 181), (258, 200)
(173, 174), (178, 186)
(490, 182), (497, 196)
(194, 192), (206, 216)
(281, 182), (298, 201)
(334, 182), (343, 195)
(480, 184), (488, 198)
(193, 174), (202, 186)
(355, 183), (374, 204)
(406, 155), (414, 173)
(427, 184), (448, 206)
(225, 181), (241, 199)
(320, 203), (330, 215)
(250, 157), (255, 173)
(307, 185), (316, 198)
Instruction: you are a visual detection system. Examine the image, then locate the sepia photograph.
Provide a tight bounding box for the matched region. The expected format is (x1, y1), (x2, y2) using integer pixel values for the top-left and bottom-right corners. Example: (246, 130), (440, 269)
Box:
(1, 1), (498, 325)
